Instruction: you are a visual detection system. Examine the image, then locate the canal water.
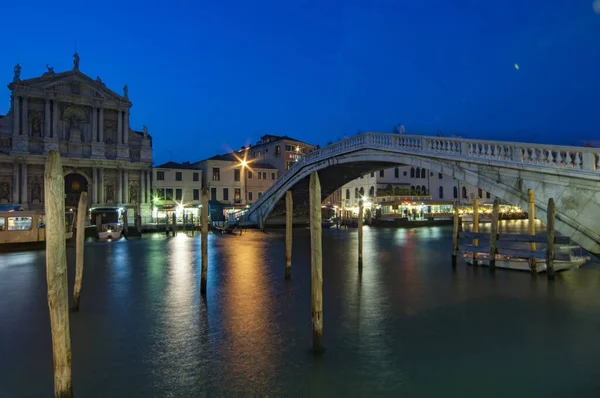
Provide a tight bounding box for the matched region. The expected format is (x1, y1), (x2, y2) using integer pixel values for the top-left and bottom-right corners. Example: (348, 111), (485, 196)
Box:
(1, 221), (600, 397)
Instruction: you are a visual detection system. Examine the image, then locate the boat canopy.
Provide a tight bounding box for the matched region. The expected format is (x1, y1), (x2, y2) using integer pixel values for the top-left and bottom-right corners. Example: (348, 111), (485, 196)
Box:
(0, 205), (23, 211)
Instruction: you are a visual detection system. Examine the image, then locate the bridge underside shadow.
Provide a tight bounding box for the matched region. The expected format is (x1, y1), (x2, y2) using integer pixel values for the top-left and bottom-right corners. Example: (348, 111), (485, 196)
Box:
(266, 161), (399, 216)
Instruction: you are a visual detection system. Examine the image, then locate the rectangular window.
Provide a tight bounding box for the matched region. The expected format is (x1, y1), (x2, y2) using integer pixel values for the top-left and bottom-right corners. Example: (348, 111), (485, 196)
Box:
(258, 172), (262, 180)
(7, 216), (32, 231)
(234, 169), (241, 182)
(262, 172), (267, 180)
(193, 189), (199, 201)
(211, 188), (217, 201)
(193, 172), (199, 182)
(271, 172), (275, 180)
(379, 170), (384, 177)
(258, 192), (263, 198)
(248, 170), (253, 179)
(0, 217), (4, 231)
(175, 172), (182, 181)
(223, 188), (229, 201)
(275, 145), (281, 157)
(157, 188), (165, 200)
(212, 168), (220, 181)
(286, 161), (295, 170)
(157, 171), (165, 181)
(176, 189), (182, 200)
(165, 189), (173, 200)
(234, 188), (241, 202)
(438, 173), (443, 179)
(371, 172), (374, 177)
(285, 144), (294, 151)
(486, 192), (491, 199)
(248, 192), (253, 201)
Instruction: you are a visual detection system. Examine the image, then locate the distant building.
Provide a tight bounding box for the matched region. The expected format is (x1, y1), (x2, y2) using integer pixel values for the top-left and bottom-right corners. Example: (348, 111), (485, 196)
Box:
(152, 161), (202, 220)
(0, 55), (153, 218)
(194, 150), (278, 219)
(246, 134), (317, 175)
(327, 165), (498, 217)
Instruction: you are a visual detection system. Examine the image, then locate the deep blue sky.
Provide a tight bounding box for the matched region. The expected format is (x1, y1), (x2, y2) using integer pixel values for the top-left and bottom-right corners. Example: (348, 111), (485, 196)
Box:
(2, 0), (599, 165)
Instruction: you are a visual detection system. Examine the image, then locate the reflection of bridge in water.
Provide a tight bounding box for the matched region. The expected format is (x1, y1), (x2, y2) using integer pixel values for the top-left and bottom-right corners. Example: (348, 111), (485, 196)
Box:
(243, 133), (600, 254)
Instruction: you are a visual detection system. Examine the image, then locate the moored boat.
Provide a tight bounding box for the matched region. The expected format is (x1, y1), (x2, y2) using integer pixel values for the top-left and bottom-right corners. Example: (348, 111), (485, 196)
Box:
(0, 210), (73, 252)
(97, 222), (123, 240)
(463, 245), (590, 273)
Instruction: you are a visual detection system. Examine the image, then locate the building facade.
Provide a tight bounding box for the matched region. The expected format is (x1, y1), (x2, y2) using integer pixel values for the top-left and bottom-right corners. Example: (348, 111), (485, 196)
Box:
(152, 161), (202, 220)
(246, 134), (317, 175)
(194, 151), (278, 219)
(329, 165), (499, 217)
(0, 55), (153, 217)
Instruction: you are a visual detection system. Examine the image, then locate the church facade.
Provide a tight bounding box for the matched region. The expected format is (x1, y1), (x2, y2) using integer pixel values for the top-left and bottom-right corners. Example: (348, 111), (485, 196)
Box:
(0, 54), (153, 217)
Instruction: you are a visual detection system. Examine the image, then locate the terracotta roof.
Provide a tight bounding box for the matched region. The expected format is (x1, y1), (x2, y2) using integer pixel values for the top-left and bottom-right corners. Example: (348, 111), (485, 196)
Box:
(154, 161), (200, 170)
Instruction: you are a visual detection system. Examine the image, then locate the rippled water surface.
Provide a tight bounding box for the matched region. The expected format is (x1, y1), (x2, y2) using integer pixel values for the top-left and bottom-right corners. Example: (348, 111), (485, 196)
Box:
(1, 221), (600, 397)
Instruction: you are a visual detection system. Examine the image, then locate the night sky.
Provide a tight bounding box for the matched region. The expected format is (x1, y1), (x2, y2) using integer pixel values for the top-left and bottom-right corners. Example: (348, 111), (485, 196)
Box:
(2, 0), (599, 165)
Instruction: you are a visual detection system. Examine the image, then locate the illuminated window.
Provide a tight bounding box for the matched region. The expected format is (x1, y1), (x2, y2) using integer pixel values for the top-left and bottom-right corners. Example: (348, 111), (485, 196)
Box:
(8, 216), (32, 231)
(165, 189), (173, 200)
(0, 217), (5, 231)
(234, 188), (241, 202)
(212, 168), (220, 181)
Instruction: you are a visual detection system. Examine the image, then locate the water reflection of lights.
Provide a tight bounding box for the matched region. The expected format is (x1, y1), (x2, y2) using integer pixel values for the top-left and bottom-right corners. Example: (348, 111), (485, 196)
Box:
(220, 237), (277, 385)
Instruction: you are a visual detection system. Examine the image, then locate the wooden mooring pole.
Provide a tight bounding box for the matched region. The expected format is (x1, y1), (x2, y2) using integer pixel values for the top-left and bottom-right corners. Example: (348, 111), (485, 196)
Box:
(72, 191), (88, 312)
(201, 187), (209, 294)
(309, 171), (323, 352)
(528, 189), (537, 273)
(172, 212), (177, 236)
(472, 199), (479, 266)
(452, 202), (459, 267)
(489, 199), (500, 269)
(44, 151), (73, 397)
(96, 214), (102, 236)
(358, 199), (364, 269)
(546, 198), (556, 280)
(285, 190), (293, 279)
(122, 210), (129, 236)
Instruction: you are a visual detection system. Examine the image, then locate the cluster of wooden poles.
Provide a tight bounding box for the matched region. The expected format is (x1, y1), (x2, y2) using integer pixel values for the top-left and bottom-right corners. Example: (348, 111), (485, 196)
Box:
(43, 150), (213, 397)
(451, 189), (559, 280)
(284, 171), (369, 352)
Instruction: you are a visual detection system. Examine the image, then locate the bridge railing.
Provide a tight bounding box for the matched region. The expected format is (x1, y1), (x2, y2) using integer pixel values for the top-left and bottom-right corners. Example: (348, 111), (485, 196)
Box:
(247, 133), (600, 216)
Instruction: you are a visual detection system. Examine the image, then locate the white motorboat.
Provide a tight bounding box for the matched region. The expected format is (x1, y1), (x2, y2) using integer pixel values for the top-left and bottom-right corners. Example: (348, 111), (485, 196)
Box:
(463, 245), (590, 273)
(97, 222), (123, 240)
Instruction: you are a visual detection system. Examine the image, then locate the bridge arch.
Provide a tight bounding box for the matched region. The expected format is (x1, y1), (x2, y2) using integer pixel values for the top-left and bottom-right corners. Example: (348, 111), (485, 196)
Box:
(245, 134), (600, 254)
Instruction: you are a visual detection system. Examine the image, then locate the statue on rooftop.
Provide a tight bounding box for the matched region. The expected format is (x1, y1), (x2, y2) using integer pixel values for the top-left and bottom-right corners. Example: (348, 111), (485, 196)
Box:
(46, 64), (55, 74)
(13, 64), (21, 81)
(73, 52), (80, 70)
(123, 84), (129, 98)
(142, 125), (148, 138)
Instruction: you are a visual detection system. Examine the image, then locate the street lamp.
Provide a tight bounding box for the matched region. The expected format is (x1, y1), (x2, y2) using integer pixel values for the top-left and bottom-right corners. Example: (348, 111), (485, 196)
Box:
(240, 160), (248, 204)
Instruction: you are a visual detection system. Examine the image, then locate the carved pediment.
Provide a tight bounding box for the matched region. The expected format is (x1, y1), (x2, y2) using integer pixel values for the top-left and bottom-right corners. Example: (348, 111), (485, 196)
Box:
(13, 71), (126, 101)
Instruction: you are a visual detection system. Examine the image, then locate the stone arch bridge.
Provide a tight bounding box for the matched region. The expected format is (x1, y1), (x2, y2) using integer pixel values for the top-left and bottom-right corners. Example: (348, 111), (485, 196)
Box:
(243, 133), (600, 255)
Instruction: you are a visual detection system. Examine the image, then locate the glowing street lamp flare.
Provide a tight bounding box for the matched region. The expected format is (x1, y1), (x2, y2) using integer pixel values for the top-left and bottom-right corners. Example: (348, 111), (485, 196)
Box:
(241, 160), (247, 167)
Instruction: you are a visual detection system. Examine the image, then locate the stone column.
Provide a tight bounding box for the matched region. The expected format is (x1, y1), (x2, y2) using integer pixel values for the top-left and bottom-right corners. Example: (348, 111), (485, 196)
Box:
(123, 111), (129, 145)
(117, 110), (123, 145)
(145, 170), (151, 204)
(12, 95), (20, 136)
(91, 168), (97, 205)
(117, 169), (122, 204)
(21, 97), (28, 136)
(21, 163), (28, 205)
(98, 107), (104, 143)
(98, 168), (104, 204)
(12, 163), (19, 204)
(123, 169), (129, 204)
(52, 100), (59, 139)
(140, 170), (145, 205)
(91, 107), (97, 142)
(44, 100), (51, 137)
